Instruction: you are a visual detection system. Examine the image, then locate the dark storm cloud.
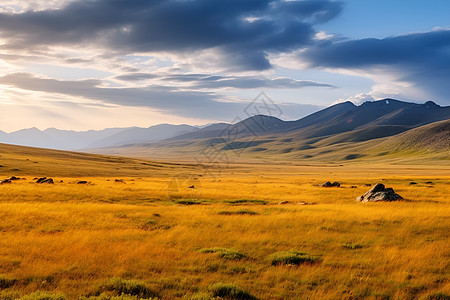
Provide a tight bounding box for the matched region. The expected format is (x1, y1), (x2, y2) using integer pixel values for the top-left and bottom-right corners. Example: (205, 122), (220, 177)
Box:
(115, 72), (335, 89)
(0, 0), (343, 70)
(298, 29), (450, 103)
(0, 73), (322, 119)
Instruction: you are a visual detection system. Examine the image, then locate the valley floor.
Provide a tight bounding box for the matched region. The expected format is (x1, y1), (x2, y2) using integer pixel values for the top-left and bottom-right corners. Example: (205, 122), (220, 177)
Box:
(0, 159), (449, 299)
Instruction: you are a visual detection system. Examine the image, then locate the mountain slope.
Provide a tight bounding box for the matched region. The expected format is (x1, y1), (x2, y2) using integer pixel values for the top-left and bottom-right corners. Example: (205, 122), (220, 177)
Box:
(378, 119), (450, 152)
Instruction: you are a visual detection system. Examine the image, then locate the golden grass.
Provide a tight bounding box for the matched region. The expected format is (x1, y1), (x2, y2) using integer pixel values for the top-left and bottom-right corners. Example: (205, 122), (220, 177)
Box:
(0, 144), (449, 299)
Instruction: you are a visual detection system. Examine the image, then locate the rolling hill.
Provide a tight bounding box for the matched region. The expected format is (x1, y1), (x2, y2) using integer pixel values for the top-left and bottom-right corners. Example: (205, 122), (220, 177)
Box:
(0, 143), (200, 177)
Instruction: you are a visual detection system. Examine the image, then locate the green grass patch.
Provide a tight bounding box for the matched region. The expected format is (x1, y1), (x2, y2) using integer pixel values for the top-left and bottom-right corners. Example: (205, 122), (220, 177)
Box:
(138, 218), (171, 230)
(0, 290), (21, 300)
(208, 283), (256, 300)
(218, 209), (259, 216)
(95, 278), (158, 299)
(268, 250), (321, 266)
(225, 199), (267, 205)
(175, 199), (204, 205)
(342, 243), (363, 250)
(81, 292), (157, 300)
(199, 248), (246, 260)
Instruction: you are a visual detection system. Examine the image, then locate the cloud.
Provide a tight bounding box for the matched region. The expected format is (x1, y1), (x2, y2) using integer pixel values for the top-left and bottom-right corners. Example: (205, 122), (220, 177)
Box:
(115, 72), (336, 90)
(0, 73), (322, 120)
(0, 0), (343, 71)
(190, 76), (335, 90)
(297, 29), (450, 104)
(115, 73), (159, 81)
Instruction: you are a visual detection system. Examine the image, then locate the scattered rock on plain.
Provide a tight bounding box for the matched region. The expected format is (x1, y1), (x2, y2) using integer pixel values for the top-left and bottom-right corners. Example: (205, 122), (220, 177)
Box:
(357, 183), (403, 202)
(321, 181), (340, 187)
(35, 177), (54, 184)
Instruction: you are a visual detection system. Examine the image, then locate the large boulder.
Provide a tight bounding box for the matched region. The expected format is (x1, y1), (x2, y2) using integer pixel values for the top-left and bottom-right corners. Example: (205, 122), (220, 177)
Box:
(357, 183), (403, 202)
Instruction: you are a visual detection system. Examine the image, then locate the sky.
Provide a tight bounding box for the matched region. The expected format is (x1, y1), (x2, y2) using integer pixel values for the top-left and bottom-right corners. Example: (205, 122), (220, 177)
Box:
(0, 0), (449, 132)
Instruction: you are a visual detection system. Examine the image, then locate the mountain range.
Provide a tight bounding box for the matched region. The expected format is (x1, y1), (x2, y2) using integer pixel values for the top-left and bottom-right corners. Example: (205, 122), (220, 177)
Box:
(1, 99), (449, 162)
(90, 99), (450, 162)
(0, 124), (199, 150)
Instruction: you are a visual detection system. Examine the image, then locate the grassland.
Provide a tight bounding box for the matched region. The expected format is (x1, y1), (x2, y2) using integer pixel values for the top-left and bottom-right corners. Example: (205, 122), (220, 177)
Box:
(0, 143), (449, 299)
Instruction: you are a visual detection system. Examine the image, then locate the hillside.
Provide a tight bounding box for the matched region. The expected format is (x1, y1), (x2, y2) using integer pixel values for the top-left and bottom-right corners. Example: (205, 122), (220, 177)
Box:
(0, 143), (199, 177)
(377, 119), (450, 152)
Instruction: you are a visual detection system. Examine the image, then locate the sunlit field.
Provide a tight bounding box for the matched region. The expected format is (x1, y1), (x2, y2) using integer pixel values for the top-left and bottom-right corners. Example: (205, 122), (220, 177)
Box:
(0, 144), (449, 299)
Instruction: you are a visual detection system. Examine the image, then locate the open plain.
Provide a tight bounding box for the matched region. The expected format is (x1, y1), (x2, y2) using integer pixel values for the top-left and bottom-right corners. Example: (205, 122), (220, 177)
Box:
(0, 143), (449, 299)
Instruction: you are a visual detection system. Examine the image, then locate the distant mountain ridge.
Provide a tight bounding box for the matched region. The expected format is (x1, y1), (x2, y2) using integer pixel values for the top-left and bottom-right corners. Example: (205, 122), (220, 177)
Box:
(0, 124), (199, 150)
(1, 99), (449, 156)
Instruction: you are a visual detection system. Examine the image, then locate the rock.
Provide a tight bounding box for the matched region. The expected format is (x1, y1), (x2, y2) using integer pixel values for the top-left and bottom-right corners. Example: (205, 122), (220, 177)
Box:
(35, 177), (54, 184)
(8, 176), (21, 181)
(36, 177), (48, 183)
(321, 181), (340, 187)
(425, 181), (433, 184)
(357, 183), (403, 202)
(188, 185), (195, 189)
(40, 178), (54, 184)
(115, 179), (126, 183)
(0, 179), (12, 184)
(77, 181), (88, 184)
(409, 182), (418, 185)
(350, 186), (358, 189)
